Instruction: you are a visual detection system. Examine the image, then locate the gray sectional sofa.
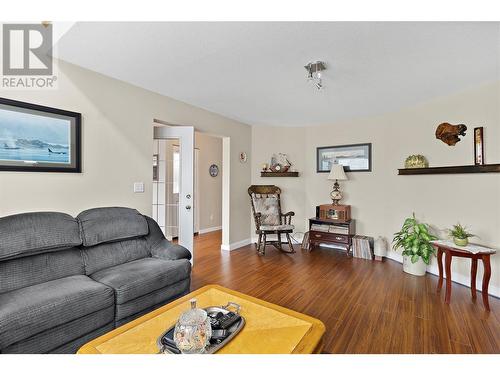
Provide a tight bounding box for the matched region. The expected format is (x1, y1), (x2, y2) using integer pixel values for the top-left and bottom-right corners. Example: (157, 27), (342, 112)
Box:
(0, 207), (192, 354)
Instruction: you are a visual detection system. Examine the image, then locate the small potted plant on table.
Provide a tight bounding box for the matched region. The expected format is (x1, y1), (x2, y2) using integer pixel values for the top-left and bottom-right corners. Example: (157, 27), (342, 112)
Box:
(448, 223), (475, 246)
(392, 213), (437, 276)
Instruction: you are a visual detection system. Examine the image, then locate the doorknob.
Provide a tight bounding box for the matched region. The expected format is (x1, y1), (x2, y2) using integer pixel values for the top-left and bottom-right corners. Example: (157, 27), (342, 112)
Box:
(185, 205), (192, 210)
(186, 194), (191, 199)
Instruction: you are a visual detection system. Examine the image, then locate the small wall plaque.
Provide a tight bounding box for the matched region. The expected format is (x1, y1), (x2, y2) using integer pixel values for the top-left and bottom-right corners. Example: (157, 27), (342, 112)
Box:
(209, 164), (219, 177)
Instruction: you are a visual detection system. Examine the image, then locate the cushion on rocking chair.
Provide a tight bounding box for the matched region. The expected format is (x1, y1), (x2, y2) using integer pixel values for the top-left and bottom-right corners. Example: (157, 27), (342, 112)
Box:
(259, 224), (294, 231)
(251, 194), (280, 226)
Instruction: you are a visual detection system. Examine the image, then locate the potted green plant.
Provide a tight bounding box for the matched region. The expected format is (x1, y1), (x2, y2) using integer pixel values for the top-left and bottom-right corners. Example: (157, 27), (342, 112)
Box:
(448, 223), (475, 246)
(392, 214), (437, 276)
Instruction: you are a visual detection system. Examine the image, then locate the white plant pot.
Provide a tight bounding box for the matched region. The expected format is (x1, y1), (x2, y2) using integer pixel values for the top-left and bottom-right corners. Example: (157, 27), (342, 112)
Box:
(402, 255), (427, 276)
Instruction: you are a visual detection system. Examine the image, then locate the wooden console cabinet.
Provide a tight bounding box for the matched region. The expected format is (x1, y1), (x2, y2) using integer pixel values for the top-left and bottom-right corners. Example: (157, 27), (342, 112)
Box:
(307, 217), (356, 255)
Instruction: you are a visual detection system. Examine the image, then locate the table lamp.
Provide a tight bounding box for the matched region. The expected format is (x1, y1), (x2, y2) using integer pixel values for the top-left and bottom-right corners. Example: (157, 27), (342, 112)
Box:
(328, 163), (348, 205)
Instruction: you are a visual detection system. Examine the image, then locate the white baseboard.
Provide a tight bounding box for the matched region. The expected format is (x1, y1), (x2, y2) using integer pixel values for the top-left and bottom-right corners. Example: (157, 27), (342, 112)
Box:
(199, 226), (222, 234)
(221, 238), (252, 251)
(383, 252), (499, 298)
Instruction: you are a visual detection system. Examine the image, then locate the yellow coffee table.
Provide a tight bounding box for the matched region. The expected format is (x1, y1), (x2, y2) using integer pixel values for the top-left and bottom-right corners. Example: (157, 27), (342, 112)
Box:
(78, 284), (325, 354)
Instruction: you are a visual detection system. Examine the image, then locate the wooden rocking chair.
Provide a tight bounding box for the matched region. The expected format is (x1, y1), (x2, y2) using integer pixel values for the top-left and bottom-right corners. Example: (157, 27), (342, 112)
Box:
(248, 185), (295, 255)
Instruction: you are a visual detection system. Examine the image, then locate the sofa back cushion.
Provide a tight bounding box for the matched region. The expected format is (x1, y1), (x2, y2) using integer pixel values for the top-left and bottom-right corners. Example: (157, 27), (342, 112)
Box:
(0, 212), (82, 262)
(0, 248), (84, 294)
(82, 238), (150, 275)
(78, 207), (149, 247)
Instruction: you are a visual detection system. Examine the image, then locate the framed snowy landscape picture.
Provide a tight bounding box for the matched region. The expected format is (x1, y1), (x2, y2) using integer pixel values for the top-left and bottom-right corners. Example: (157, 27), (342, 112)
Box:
(0, 98), (81, 172)
(317, 143), (372, 173)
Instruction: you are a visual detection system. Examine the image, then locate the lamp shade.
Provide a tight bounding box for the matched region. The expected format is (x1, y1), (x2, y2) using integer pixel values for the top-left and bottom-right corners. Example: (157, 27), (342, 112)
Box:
(328, 164), (348, 181)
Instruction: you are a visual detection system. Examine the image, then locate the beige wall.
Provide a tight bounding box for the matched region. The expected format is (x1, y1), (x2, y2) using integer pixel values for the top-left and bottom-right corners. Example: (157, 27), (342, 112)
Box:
(251, 127), (308, 234)
(0, 60), (252, 246)
(252, 81), (500, 296)
(195, 132), (223, 232)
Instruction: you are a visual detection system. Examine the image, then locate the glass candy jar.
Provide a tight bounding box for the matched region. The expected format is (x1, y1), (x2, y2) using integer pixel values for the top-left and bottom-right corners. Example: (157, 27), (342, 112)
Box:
(173, 298), (212, 354)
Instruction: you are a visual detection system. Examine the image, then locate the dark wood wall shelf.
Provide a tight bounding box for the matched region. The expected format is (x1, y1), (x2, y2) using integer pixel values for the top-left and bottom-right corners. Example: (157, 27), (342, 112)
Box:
(260, 171), (299, 177)
(398, 164), (500, 175)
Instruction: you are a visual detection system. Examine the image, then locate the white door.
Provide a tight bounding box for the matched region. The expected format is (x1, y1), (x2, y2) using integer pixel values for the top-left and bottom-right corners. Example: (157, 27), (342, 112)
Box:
(154, 125), (194, 260)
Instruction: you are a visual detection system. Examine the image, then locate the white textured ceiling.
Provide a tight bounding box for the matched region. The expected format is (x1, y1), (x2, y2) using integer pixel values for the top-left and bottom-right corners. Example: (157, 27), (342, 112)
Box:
(56, 22), (500, 127)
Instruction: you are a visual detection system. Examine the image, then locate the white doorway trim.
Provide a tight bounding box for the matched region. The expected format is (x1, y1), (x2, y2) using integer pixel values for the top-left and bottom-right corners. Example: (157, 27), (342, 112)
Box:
(153, 124), (195, 261)
(194, 148), (200, 234)
(154, 121), (232, 255)
(221, 136), (231, 251)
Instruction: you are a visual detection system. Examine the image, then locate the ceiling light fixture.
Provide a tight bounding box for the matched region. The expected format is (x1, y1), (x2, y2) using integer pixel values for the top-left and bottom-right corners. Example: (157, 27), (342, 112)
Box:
(304, 61), (326, 90)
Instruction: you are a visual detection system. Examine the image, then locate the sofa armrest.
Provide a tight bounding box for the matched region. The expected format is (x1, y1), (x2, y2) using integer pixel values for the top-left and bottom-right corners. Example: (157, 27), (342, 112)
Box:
(144, 215), (192, 261)
(151, 239), (192, 261)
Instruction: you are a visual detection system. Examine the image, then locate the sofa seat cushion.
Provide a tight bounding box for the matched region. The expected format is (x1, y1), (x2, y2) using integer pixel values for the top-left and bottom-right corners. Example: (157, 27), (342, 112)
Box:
(90, 257), (191, 305)
(0, 275), (114, 349)
(115, 278), (190, 324)
(2, 306), (114, 354)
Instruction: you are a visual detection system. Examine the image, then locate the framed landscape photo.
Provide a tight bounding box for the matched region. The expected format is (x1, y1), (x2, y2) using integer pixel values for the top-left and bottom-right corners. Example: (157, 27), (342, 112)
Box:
(0, 98), (81, 173)
(317, 143), (372, 172)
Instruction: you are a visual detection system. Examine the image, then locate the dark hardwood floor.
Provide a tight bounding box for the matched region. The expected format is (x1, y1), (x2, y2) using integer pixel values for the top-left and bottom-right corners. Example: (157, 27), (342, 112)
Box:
(191, 230), (500, 354)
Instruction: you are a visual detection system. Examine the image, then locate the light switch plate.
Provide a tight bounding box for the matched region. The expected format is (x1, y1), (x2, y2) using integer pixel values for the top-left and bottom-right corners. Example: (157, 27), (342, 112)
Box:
(133, 182), (145, 193)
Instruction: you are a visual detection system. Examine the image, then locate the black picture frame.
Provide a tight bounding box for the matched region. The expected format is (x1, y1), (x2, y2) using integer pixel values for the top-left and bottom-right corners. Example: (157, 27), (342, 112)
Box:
(317, 143), (372, 173)
(0, 97), (81, 173)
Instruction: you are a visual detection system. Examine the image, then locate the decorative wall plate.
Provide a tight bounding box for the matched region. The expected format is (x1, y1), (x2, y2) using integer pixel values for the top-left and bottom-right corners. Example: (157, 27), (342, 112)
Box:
(239, 152), (248, 163)
(209, 164), (219, 177)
